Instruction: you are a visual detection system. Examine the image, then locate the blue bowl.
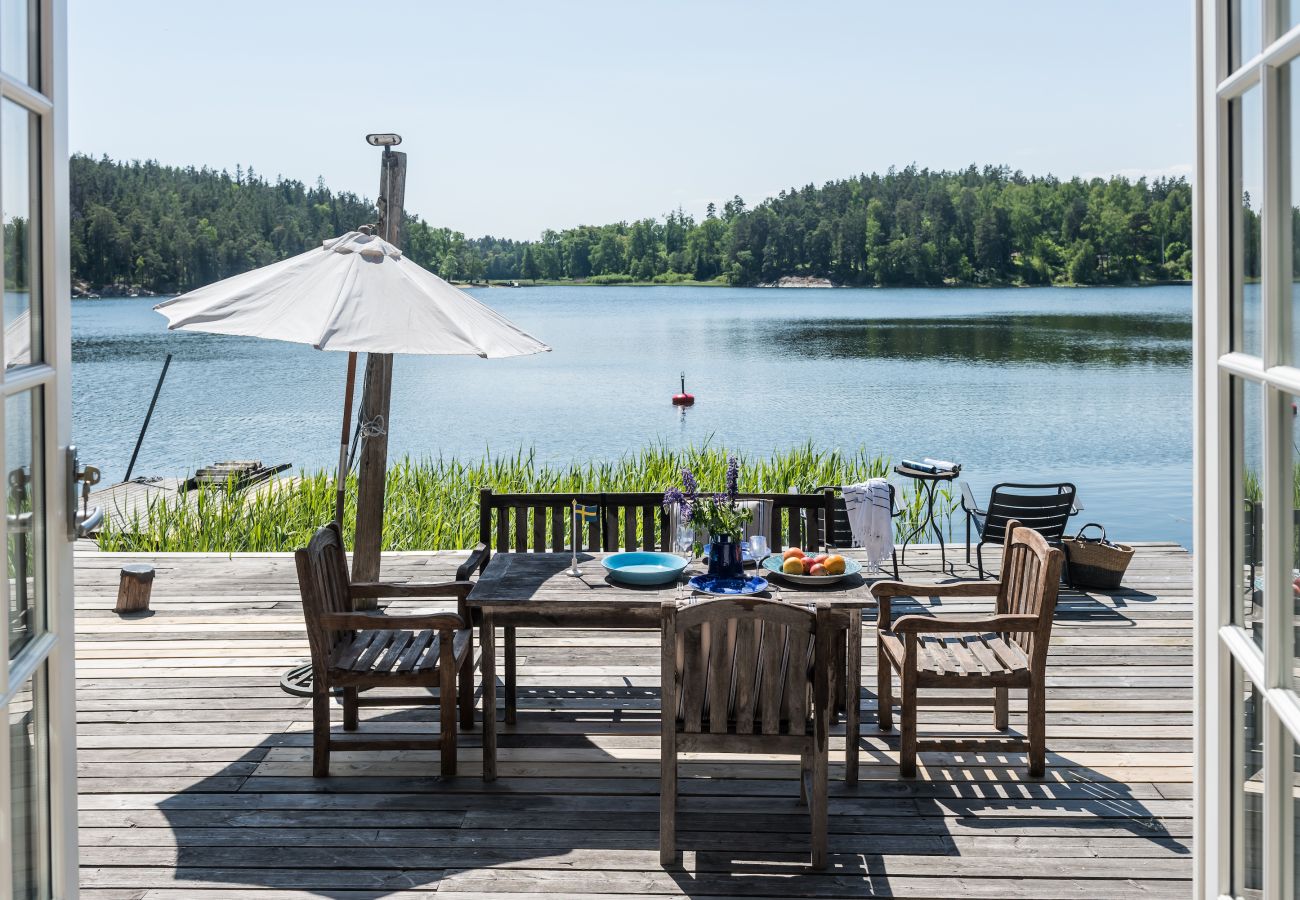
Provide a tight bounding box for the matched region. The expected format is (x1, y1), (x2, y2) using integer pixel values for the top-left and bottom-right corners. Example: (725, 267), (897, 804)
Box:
(603, 551), (689, 586)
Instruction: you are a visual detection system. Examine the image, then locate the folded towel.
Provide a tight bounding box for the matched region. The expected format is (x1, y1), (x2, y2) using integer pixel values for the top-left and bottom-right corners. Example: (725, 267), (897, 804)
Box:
(922, 457), (957, 472)
(843, 479), (894, 570)
(900, 459), (941, 474)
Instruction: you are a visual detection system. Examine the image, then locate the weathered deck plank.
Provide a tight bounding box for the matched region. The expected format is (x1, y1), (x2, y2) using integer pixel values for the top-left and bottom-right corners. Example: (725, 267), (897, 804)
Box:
(74, 543), (1194, 897)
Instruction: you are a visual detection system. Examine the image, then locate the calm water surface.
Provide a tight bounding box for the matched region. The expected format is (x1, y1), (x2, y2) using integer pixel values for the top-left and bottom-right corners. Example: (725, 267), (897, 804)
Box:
(71, 285), (1193, 546)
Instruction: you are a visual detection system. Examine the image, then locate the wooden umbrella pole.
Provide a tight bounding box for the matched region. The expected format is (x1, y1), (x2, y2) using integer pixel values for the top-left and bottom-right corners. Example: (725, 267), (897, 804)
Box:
(351, 147), (406, 588)
(334, 351), (358, 524)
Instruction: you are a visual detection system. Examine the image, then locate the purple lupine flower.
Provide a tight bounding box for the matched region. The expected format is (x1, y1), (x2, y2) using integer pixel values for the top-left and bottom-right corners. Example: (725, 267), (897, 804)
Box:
(681, 468), (698, 501)
(662, 486), (684, 513)
(725, 455), (739, 500)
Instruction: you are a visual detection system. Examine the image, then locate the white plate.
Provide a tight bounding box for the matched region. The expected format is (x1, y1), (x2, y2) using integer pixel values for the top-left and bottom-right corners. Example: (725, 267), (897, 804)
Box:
(762, 554), (862, 585)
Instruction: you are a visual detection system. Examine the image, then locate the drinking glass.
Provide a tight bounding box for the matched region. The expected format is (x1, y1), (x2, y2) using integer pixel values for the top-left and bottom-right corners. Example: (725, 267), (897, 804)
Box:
(675, 522), (695, 599)
(675, 522), (695, 561)
(748, 534), (769, 576)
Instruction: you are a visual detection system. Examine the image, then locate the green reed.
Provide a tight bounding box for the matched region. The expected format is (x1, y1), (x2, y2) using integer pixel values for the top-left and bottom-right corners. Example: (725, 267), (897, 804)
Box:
(95, 442), (955, 553)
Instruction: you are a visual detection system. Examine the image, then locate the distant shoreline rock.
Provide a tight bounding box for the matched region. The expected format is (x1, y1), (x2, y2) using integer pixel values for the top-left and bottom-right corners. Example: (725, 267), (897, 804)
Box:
(759, 275), (834, 288)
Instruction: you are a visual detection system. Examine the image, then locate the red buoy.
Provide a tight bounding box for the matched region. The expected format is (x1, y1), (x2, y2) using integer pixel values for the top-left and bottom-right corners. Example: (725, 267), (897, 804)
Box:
(672, 372), (695, 406)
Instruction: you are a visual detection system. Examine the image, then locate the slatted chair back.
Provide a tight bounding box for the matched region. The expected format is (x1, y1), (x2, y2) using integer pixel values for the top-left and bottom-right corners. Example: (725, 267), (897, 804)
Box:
(665, 597), (830, 737)
(294, 523), (355, 672)
(995, 522), (1064, 671)
(982, 482), (1077, 547)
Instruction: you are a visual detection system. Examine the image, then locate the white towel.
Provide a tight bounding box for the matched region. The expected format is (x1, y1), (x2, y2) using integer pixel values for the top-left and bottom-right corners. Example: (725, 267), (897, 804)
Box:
(843, 479), (894, 571)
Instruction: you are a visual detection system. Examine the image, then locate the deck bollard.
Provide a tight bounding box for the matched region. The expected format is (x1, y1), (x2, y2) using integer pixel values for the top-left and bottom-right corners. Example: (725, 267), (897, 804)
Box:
(115, 563), (155, 613)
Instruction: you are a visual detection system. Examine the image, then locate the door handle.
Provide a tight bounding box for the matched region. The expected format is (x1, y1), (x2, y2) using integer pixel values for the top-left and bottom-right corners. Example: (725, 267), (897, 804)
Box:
(67, 446), (102, 540)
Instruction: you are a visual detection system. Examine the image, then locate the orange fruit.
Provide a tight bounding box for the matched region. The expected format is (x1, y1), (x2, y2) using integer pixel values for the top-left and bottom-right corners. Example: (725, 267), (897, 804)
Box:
(781, 557), (804, 575)
(823, 555), (846, 575)
(782, 547), (805, 560)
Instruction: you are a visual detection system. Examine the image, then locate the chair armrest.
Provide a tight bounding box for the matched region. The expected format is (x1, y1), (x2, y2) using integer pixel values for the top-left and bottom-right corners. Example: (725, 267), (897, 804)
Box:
(319, 610), (468, 631)
(870, 580), (1001, 600)
(871, 579), (1000, 629)
(892, 613), (1039, 634)
(349, 581), (474, 600)
(1071, 495), (1084, 514)
(456, 542), (490, 581)
(960, 481), (983, 515)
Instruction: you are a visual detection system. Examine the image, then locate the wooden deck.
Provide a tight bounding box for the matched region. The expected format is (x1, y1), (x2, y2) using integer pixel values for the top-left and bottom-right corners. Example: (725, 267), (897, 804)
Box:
(72, 542), (1194, 899)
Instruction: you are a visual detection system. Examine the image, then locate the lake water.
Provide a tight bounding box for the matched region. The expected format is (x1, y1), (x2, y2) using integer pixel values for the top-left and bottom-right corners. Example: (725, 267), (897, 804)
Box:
(71, 285), (1194, 547)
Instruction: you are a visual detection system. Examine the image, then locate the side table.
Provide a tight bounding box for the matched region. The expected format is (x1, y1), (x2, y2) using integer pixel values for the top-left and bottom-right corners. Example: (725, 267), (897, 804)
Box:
(893, 464), (960, 574)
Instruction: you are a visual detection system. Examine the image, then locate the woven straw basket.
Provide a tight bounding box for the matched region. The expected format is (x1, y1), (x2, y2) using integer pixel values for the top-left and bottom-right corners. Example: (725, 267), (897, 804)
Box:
(1061, 523), (1134, 589)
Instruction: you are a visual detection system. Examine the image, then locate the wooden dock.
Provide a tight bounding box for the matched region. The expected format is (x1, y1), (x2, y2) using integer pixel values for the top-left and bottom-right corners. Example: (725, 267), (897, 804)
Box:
(88, 469), (299, 532)
(72, 543), (1194, 898)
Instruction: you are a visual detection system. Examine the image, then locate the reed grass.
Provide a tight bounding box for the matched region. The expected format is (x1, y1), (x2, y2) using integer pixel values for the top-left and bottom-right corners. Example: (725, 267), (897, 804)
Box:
(96, 442), (954, 553)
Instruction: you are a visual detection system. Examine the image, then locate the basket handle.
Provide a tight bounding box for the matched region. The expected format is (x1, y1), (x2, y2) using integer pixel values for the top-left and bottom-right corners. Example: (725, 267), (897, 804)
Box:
(1072, 522), (1108, 543)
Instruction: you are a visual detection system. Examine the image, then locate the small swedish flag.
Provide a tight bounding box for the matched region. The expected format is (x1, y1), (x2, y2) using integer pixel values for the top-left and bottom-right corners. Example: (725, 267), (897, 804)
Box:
(573, 502), (600, 522)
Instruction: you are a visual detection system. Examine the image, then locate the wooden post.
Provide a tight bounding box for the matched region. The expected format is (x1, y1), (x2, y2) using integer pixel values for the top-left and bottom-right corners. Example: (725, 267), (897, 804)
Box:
(351, 148), (406, 596)
(115, 564), (155, 613)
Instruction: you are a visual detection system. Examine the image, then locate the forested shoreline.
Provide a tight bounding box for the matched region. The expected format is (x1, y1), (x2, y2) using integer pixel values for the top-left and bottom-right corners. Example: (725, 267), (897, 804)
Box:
(64, 153), (1192, 295)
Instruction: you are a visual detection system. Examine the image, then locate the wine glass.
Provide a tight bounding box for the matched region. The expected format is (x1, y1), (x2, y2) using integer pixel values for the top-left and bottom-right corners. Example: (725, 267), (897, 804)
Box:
(748, 534), (769, 579)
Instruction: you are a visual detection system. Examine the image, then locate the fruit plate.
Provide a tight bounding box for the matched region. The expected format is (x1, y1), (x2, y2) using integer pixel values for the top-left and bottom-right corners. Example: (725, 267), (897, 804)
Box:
(603, 551), (690, 586)
(687, 574), (769, 596)
(762, 555), (862, 585)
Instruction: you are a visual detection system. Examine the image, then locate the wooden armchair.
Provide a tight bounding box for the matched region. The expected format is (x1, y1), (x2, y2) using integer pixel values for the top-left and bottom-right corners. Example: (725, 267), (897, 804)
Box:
(872, 521), (1063, 777)
(294, 523), (475, 778)
(660, 597), (833, 869)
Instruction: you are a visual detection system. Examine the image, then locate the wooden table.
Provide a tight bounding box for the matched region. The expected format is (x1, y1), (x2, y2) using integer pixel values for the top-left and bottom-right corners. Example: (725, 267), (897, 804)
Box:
(467, 551), (881, 783)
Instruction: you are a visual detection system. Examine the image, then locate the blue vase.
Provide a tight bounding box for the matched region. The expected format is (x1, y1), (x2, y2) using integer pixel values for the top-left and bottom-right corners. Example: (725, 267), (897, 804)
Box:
(706, 534), (745, 580)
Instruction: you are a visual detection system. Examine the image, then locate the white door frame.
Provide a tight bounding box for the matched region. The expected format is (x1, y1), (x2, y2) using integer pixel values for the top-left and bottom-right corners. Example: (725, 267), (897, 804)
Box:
(0, 0), (75, 895)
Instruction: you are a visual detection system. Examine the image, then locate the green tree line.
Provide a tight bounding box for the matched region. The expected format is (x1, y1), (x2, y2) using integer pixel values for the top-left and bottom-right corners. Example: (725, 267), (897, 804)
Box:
(66, 154), (1192, 294)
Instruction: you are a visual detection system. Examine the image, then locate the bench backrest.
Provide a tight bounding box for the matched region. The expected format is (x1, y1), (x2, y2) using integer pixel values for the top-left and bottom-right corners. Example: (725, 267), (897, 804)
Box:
(477, 489), (836, 557)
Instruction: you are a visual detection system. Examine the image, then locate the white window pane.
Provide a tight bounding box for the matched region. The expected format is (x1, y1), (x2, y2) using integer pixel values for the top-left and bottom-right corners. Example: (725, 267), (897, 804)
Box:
(8, 663), (48, 900)
(2, 99), (41, 368)
(1236, 377), (1266, 647)
(1236, 662), (1265, 894)
(1234, 87), (1264, 357)
(0, 0), (37, 87)
(6, 388), (43, 660)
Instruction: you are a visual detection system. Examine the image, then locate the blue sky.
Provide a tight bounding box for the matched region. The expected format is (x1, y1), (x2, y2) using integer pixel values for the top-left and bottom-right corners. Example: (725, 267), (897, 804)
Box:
(69, 1), (1193, 240)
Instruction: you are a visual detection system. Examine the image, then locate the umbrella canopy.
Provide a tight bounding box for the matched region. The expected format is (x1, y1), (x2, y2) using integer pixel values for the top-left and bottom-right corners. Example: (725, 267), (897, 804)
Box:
(154, 231), (550, 357)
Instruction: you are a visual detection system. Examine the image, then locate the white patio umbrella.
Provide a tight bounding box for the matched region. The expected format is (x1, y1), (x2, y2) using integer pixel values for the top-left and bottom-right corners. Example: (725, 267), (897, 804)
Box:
(155, 229), (550, 522)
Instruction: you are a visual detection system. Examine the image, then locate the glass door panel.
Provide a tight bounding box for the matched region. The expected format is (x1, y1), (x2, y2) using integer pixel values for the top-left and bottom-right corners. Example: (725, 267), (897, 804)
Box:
(1, 98), (40, 370)
(8, 663), (48, 899)
(5, 388), (42, 659)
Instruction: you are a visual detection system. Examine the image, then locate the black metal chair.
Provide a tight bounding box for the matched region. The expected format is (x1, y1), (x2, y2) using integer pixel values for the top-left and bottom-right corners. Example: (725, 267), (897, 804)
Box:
(961, 482), (1080, 580)
(817, 483), (901, 579)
